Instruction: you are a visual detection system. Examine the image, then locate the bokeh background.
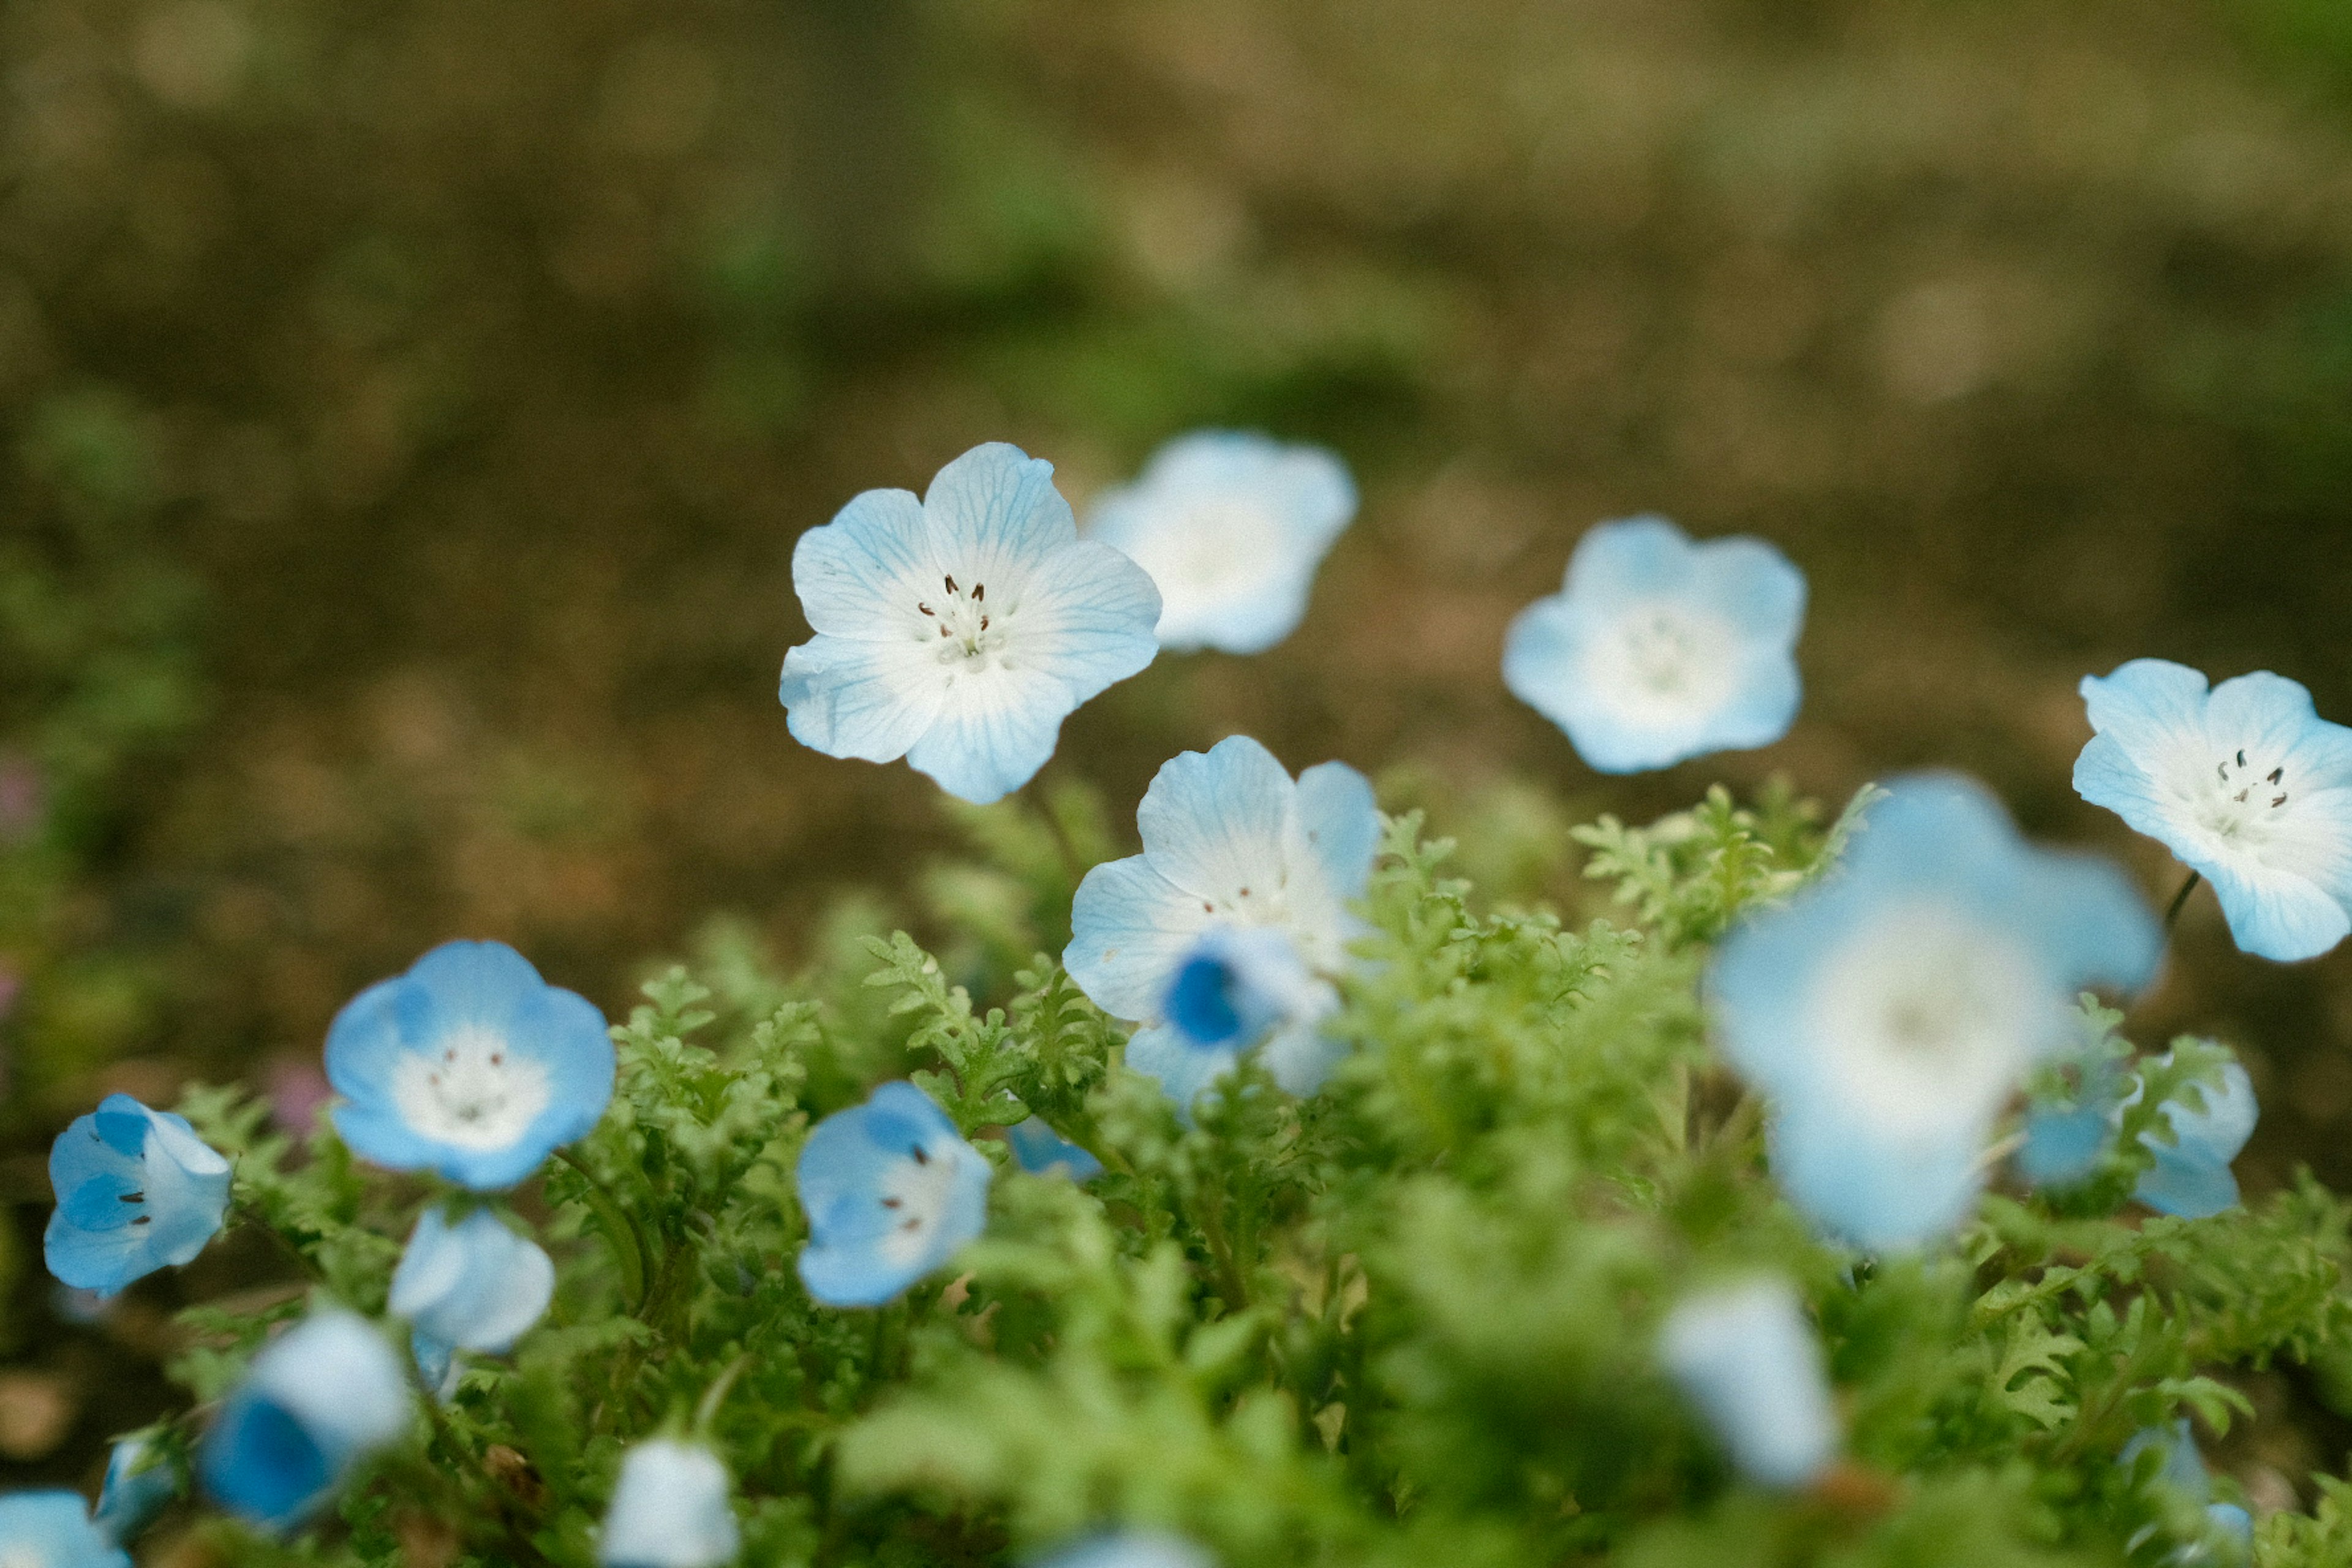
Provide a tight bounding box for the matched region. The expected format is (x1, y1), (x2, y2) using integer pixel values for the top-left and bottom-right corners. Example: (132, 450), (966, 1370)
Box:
(6, 0), (2352, 1518)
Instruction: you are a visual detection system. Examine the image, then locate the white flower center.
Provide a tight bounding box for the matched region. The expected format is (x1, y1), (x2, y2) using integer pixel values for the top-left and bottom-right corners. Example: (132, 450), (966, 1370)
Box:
(0, 1547), (47, 1568)
(875, 1137), (962, 1268)
(1590, 603), (1740, 718)
(390, 1025), (552, 1150)
(2195, 745), (2294, 847)
(915, 571), (1016, 671)
(1134, 499), (1278, 598)
(1807, 903), (2045, 1139)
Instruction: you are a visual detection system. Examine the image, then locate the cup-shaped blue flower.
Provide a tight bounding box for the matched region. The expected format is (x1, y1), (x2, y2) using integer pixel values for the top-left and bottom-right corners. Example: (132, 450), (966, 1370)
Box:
(1128, 925), (1338, 1115)
(1066, 735), (1379, 1110)
(1502, 516), (1806, 774)
(2135, 1057), (2258, 1221)
(0, 1493), (128, 1568)
(1709, 774), (2161, 1251)
(1036, 1532), (1216, 1568)
(92, 1435), (177, 1544)
(1003, 1117), (1104, 1180)
(199, 1308), (413, 1530)
(598, 1440), (739, 1568)
(2076, 658), (2352, 962)
(388, 1205), (556, 1392)
(326, 940), (614, 1191)
(1085, 431), (1355, 655)
(2018, 1100), (2116, 1191)
(45, 1095), (232, 1297)
(797, 1082), (991, 1308)
(778, 442), (1162, 805)
(1657, 1276), (1839, 1489)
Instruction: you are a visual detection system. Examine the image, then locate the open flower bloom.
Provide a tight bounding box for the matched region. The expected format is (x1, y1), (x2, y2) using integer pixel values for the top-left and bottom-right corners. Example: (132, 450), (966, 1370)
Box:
(598, 1440), (740, 1568)
(2076, 659), (2352, 962)
(200, 1310), (413, 1530)
(1085, 430), (1356, 655)
(1709, 774), (2161, 1251)
(0, 1493), (129, 1568)
(326, 941), (614, 1191)
(1657, 1277), (1839, 1489)
(1129, 926), (1337, 1114)
(2134, 1057), (2258, 1221)
(1036, 1532), (1216, 1568)
(1502, 516), (1806, 774)
(796, 1082), (991, 1308)
(1065, 736), (1380, 1110)
(45, 1095), (232, 1297)
(779, 442), (1162, 804)
(1003, 1117), (1104, 1180)
(389, 1206), (556, 1392)
(92, 1434), (178, 1544)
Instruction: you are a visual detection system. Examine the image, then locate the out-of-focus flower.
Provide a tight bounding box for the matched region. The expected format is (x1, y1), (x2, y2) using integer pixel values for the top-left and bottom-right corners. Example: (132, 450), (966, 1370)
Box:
(1035, 1532), (1216, 1568)
(1066, 736), (1378, 1109)
(779, 442), (1161, 804)
(388, 1207), (556, 1394)
(0, 1491), (127, 1567)
(2122, 1422), (2254, 1561)
(45, 1095), (232, 1296)
(326, 941), (614, 1191)
(598, 1441), (739, 1568)
(1085, 430), (1355, 655)
(2134, 1056), (2258, 1220)
(1003, 1117), (1103, 1180)
(92, 1433), (177, 1543)
(2076, 659), (2352, 962)
(797, 1082), (990, 1308)
(1657, 1276), (1839, 1488)
(1129, 926), (1336, 1114)
(1503, 516), (1806, 774)
(1709, 774), (2161, 1250)
(199, 1310), (412, 1529)
(265, 1055), (333, 1136)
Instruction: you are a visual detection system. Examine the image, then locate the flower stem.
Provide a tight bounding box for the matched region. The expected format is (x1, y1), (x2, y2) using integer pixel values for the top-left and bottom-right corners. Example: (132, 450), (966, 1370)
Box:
(2164, 870), (2202, 934)
(553, 1147), (651, 1314)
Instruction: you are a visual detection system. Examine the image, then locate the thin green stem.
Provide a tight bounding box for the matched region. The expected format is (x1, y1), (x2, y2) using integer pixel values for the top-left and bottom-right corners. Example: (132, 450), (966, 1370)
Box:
(695, 1352), (753, 1436)
(232, 1198), (327, 1284)
(554, 1147), (652, 1313)
(2164, 870), (2201, 933)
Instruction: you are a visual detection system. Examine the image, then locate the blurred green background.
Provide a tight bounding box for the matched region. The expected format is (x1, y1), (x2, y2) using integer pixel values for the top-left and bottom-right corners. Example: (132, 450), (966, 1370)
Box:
(6, 0), (2352, 1518)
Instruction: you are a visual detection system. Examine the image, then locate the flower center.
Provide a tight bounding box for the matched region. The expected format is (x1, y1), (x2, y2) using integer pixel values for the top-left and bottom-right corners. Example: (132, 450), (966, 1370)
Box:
(916, 573), (1012, 669)
(874, 1139), (960, 1267)
(391, 1025), (552, 1150)
(1592, 602), (1740, 718)
(0, 1547), (48, 1568)
(2198, 747), (2292, 843)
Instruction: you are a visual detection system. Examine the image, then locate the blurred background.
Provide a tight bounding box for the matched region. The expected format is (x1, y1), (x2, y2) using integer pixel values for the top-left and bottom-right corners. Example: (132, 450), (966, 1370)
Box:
(5, 0), (2352, 1513)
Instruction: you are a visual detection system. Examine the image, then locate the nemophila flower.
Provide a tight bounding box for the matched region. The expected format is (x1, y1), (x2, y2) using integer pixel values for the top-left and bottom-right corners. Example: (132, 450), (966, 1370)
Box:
(1085, 430), (1355, 655)
(1709, 774), (2161, 1251)
(388, 1206), (556, 1393)
(1656, 1277), (1838, 1489)
(326, 940), (614, 1191)
(2018, 1050), (2130, 1190)
(1127, 925), (1337, 1114)
(200, 1309), (412, 1529)
(2135, 1057), (2258, 1221)
(598, 1440), (739, 1568)
(45, 1095), (232, 1297)
(1066, 735), (1379, 1110)
(1035, 1532), (1216, 1568)
(92, 1434), (178, 1544)
(2076, 659), (2352, 962)
(1004, 1117), (1104, 1180)
(778, 442), (1162, 805)
(1502, 516), (1806, 774)
(0, 1492), (127, 1568)
(2122, 1423), (2254, 1559)
(796, 1082), (990, 1308)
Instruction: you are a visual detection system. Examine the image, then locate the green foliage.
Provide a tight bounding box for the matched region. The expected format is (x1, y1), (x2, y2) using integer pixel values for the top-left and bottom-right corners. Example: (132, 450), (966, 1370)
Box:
(130, 784), (2352, 1567)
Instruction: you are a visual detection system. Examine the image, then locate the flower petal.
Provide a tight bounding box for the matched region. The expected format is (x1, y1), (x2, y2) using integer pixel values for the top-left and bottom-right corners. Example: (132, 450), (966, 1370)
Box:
(779, 635), (948, 764)
(1066, 855), (1215, 1021)
(998, 539), (1160, 704)
(903, 663), (1072, 804)
(791, 487), (937, 642)
(1134, 736), (1294, 903)
(921, 442), (1077, 597)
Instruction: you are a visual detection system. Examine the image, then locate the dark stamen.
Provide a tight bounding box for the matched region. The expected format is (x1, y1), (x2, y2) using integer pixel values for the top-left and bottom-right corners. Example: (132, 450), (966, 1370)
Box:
(919, 603), (933, 616)
(900, 1218), (922, 1232)
(911, 1145), (930, 1165)
(2238, 749), (2247, 768)
(944, 575), (958, 594)
(132, 1215), (150, 1226)
(2217, 761), (2229, 783)
(881, 1197), (902, 1209)
(119, 1191), (143, 1204)
(2234, 788), (2250, 804)
(973, 583), (984, 601)
(2275, 794), (2290, 808)
(939, 625), (951, 638)
(2270, 767), (2284, 785)
(978, 616), (989, 631)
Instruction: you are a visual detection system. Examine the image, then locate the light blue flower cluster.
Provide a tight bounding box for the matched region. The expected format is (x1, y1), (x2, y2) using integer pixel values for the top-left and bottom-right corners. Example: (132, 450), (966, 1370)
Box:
(796, 1081), (992, 1307)
(389, 1205), (557, 1393)
(45, 1094), (232, 1298)
(599, 1439), (741, 1568)
(198, 1308), (413, 1529)
(1656, 1276), (1839, 1489)
(2017, 1048), (2259, 1221)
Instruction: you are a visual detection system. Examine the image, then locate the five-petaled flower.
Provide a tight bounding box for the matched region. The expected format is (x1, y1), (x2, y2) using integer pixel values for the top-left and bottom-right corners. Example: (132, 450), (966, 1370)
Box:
(1065, 735), (1379, 1111)
(1709, 774), (2161, 1251)
(598, 1440), (741, 1568)
(199, 1309), (413, 1530)
(778, 442), (1162, 804)
(45, 1095), (232, 1298)
(1086, 430), (1356, 655)
(388, 1205), (557, 1395)
(0, 1491), (129, 1568)
(2133, 1054), (2258, 1221)
(1503, 515), (1806, 774)
(1657, 1276), (1839, 1490)
(326, 940), (615, 1191)
(796, 1081), (991, 1308)
(2076, 658), (2352, 962)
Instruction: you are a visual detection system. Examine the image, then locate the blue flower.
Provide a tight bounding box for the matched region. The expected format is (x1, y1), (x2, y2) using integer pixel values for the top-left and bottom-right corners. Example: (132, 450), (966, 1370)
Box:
(326, 941), (614, 1191)
(1128, 926), (1336, 1115)
(45, 1095), (232, 1297)
(1709, 774), (2161, 1251)
(797, 1082), (991, 1308)
(1502, 516), (1806, 774)
(1657, 1276), (1839, 1489)
(1065, 736), (1379, 1110)
(200, 1309), (413, 1529)
(2122, 1423), (2255, 1561)
(388, 1206), (556, 1393)
(2018, 1101), (2115, 1190)
(2135, 1057), (2258, 1221)
(0, 1493), (127, 1567)
(92, 1435), (177, 1544)
(2076, 659), (2352, 962)
(1085, 431), (1355, 655)
(1003, 1117), (1104, 1180)
(779, 442), (1162, 805)
(598, 1441), (739, 1568)
(1035, 1532), (1216, 1568)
